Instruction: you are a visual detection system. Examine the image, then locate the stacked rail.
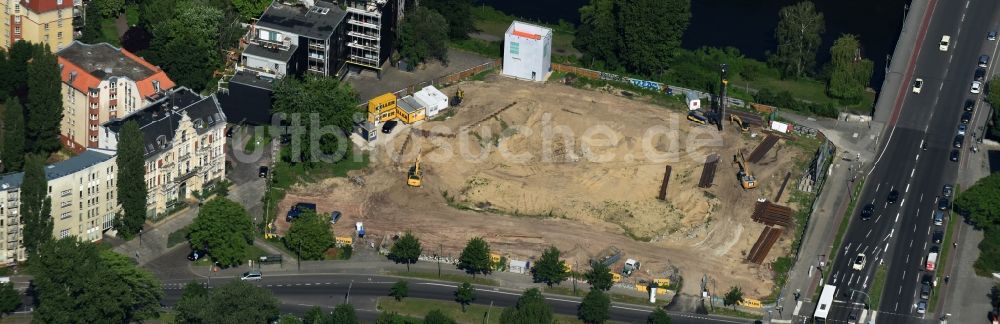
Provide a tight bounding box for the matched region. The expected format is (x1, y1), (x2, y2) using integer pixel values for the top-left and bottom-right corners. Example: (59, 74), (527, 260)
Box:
(774, 172), (792, 202)
(748, 135), (779, 163)
(747, 226), (784, 264)
(657, 165), (673, 200)
(751, 201), (794, 228)
(698, 154), (720, 188)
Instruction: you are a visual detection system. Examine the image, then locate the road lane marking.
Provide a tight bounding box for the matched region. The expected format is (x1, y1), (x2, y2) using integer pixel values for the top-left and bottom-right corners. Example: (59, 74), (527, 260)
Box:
(913, 224), (917, 232)
(910, 168), (915, 178)
(895, 213), (900, 223)
(906, 254), (910, 263)
(900, 198), (905, 207)
(876, 183), (881, 192)
(875, 214), (882, 223)
(906, 183), (911, 192)
(863, 275), (870, 288)
(885, 242), (890, 252)
(920, 193), (923, 202)
(910, 239), (914, 247)
(867, 229), (873, 238)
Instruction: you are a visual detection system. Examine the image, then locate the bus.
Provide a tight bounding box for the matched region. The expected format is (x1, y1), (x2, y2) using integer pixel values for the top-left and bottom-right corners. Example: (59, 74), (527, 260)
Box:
(813, 284), (837, 323)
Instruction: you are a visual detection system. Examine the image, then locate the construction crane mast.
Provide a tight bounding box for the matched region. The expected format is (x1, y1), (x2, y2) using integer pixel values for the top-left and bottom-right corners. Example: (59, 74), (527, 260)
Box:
(716, 64), (728, 132)
(734, 151), (757, 189)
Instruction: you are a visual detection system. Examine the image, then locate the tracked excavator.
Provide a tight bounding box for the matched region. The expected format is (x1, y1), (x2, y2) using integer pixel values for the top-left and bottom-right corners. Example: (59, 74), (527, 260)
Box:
(730, 115), (750, 132)
(407, 153), (422, 187)
(734, 151), (757, 189)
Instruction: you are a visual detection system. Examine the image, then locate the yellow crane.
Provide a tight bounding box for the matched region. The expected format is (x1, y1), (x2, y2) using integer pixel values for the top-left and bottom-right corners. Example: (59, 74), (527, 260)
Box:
(407, 153), (422, 187)
(734, 151), (757, 189)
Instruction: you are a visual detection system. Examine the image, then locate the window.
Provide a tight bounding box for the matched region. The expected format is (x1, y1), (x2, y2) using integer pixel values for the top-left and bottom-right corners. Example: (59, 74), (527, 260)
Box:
(45, 23), (49, 31)
(60, 212), (71, 220)
(59, 229), (69, 238)
(57, 32), (62, 39)
(14, 27), (20, 35)
(60, 201), (71, 208)
(13, 16), (20, 23)
(60, 189), (71, 197)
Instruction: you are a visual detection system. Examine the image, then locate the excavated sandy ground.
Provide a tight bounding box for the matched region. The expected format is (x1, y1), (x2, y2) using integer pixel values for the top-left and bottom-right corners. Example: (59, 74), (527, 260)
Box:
(277, 77), (809, 297)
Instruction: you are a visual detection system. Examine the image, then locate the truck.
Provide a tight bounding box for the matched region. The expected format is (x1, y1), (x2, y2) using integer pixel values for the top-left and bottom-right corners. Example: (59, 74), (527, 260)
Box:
(925, 252), (939, 271)
(622, 259), (641, 277)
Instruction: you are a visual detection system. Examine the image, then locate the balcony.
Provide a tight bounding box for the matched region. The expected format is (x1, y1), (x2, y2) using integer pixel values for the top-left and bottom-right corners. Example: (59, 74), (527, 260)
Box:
(308, 42), (327, 51)
(251, 38), (291, 52)
(235, 65), (278, 80)
(174, 167), (201, 183)
(347, 18), (379, 29)
(347, 31), (379, 41)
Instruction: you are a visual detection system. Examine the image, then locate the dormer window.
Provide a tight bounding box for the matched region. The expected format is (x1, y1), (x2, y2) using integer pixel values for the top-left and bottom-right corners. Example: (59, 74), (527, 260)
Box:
(152, 80), (160, 93)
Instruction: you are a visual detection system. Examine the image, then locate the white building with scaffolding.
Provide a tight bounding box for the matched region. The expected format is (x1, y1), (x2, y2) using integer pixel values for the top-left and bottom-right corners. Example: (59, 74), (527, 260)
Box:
(344, 0), (402, 76)
(502, 21), (553, 82)
(238, 0), (348, 78)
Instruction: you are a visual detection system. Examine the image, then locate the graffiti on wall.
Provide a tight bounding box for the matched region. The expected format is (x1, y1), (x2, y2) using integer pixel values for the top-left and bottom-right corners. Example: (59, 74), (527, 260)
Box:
(597, 71), (666, 92)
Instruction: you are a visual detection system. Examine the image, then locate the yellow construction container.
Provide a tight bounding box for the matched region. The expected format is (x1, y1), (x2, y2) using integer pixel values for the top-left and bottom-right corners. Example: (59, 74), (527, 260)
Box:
(368, 93), (398, 123)
(563, 263), (572, 273)
(738, 298), (763, 308)
(490, 253), (501, 264)
(335, 236), (354, 246)
(653, 278), (671, 287)
(395, 96), (426, 124)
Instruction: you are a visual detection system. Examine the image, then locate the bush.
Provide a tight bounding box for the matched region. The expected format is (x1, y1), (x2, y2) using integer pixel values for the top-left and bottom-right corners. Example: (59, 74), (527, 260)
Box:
(754, 88), (839, 118)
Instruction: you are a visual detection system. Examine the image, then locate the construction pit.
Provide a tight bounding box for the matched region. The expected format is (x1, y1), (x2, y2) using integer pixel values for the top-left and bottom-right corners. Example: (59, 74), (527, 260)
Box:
(276, 76), (814, 298)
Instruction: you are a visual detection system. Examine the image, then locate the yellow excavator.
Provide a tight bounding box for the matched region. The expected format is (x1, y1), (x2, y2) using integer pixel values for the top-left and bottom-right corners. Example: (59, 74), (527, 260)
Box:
(451, 87), (464, 106)
(407, 153), (422, 187)
(734, 151), (757, 189)
(730, 115), (750, 132)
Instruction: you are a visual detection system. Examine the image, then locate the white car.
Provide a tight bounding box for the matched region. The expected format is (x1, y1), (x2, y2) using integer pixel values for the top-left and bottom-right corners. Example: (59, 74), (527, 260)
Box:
(240, 271), (262, 281)
(971, 81), (982, 94)
(912, 78), (924, 94)
(958, 124), (967, 136)
(852, 253), (866, 270)
(940, 35), (951, 51)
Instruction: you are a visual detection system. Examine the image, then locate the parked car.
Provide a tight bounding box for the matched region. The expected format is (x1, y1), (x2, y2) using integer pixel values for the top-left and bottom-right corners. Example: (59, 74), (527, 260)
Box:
(860, 203), (875, 221)
(187, 249), (207, 261)
(979, 54), (991, 67)
(932, 230), (944, 243)
(920, 284), (931, 300)
(940, 35), (951, 51)
(938, 197), (951, 210)
(887, 189), (899, 204)
(942, 184), (953, 197)
(916, 301), (927, 314)
(976, 67), (987, 81)
(913, 78), (924, 93)
(958, 124), (968, 136)
(381, 120), (399, 134)
(954, 135), (965, 148)
(258, 166), (269, 178)
(971, 80), (983, 94)
(240, 271), (262, 281)
(286, 202), (317, 222)
(921, 274), (933, 285)
(961, 111), (973, 124)
(330, 211), (342, 224)
(990, 30), (998, 41)
(950, 149), (960, 162)
(964, 99), (975, 111)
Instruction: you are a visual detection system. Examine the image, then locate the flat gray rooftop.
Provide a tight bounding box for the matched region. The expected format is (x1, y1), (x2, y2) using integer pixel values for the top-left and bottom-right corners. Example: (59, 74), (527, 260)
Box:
(257, 1), (347, 40)
(58, 41), (157, 81)
(243, 43), (298, 63)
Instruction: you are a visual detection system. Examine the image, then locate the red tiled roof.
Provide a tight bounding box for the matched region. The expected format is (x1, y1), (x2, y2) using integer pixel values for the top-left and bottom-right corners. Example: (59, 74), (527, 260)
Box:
(135, 71), (176, 98)
(20, 0), (73, 14)
(59, 45), (176, 98)
(58, 57), (100, 94)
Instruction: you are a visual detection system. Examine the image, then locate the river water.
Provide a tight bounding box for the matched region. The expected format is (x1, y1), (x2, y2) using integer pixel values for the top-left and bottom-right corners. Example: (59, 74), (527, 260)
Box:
(480, 0), (910, 89)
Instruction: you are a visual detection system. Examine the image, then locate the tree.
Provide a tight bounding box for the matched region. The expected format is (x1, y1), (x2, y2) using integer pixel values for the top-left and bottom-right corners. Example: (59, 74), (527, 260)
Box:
(578, 289), (611, 324)
(388, 231), (422, 271)
(99, 250), (164, 321)
(79, 3), (106, 63)
(231, 0), (270, 21)
(499, 288), (553, 324)
(0, 282), (21, 317)
(616, 0), (691, 76)
(574, 0), (621, 70)
(827, 34), (873, 102)
(389, 280), (409, 302)
(20, 155), (52, 258)
(92, 0), (125, 18)
(422, 0), (474, 40)
(647, 308), (671, 324)
(284, 209), (333, 260)
(986, 76), (1000, 139)
(138, 0), (177, 28)
(531, 246), (570, 287)
(26, 44), (62, 154)
(145, 0), (223, 91)
(584, 262), (614, 291)
(424, 309), (457, 324)
(772, 1), (825, 78)
(278, 314), (303, 324)
(457, 237), (492, 277)
(376, 311), (409, 324)
(954, 172), (1000, 230)
(990, 284), (1000, 313)
(330, 304), (360, 324)
(176, 280), (280, 323)
(271, 75), (359, 166)
(2, 97), (25, 172)
(33, 238), (160, 323)
(454, 282), (476, 313)
(302, 306), (326, 324)
(723, 286), (744, 310)
(114, 120), (147, 240)
(188, 198), (255, 267)
(0, 49), (9, 98)
(6, 41), (33, 99)
(398, 7), (449, 66)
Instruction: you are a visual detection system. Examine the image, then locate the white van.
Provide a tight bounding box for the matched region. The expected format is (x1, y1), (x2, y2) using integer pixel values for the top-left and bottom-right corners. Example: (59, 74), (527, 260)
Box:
(940, 35), (951, 51)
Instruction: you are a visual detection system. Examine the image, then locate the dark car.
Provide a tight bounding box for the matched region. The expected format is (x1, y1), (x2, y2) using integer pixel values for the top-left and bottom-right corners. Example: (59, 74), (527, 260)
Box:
(860, 203), (875, 220)
(381, 120), (399, 134)
(921, 274), (934, 285)
(330, 211), (342, 224)
(187, 249), (206, 261)
(258, 166), (269, 178)
(887, 190), (899, 204)
(286, 202), (317, 222)
(990, 30), (998, 41)
(976, 67), (987, 81)
(942, 184), (953, 197)
(964, 99), (975, 112)
(953, 135), (965, 148)
(938, 197), (951, 210)
(961, 111), (972, 124)
(950, 149), (960, 162)
(979, 54), (991, 68)
(932, 230), (944, 244)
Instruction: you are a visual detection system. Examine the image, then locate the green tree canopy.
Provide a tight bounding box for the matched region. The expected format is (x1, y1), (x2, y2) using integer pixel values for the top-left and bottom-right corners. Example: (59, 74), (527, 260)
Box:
(302, 306), (326, 324)
(99, 249), (164, 320)
(389, 280), (409, 302)
(284, 209), (333, 260)
(723, 286), (744, 310)
(330, 304), (360, 324)
(578, 289), (611, 324)
(422, 0), (474, 40)
(376, 311), (409, 324)
(232, 0), (270, 21)
(92, 0), (125, 18)
(20, 154), (52, 258)
(272, 75), (359, 166)
(457, 237), (492, 277)
(2, 97), (25, 172)
(176, 280), (280, 323)
(397, 7), (449, 66)
(827, 34), (873, 102)
(188, 197), (255, 267)
(424, 309), (457, 324)
(647, 308), (671, 324)
(114, 120), (147, 240)
(7, 41), (34, 98)
(772, 1), (825, 78)
(278, 314), (303, 324)
(616, 0), (691, 76)
(0, 282), (21, 316)
(574, 0), (621, 70)
(26, 44), (62, 154)
(584, 261), (613, 291)
(499, 288), (553, 324)
(531, 246), (569, 287)
(986, 76), (1000, 139)
(955, 172), (1000, 230)
(146, 0), (224, 91)
(388, 231), (422, 270)
(454, 282), (476, 313)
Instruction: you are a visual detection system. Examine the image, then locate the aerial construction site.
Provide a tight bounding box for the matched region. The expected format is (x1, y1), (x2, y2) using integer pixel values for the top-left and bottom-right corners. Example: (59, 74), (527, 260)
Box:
(277, 74), (816, 298)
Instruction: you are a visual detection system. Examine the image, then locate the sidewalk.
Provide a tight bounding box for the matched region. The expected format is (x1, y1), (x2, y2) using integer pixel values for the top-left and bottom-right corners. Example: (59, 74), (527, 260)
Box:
(111, 205), (200, 266)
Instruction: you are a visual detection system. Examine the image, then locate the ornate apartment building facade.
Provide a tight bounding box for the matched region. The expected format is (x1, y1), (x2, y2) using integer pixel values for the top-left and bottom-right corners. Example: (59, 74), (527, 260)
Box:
(0, 149), (118, 264)
(99, 88), (227, 218)
(0, 0), (74, 51)
(58, 41), (176, 152)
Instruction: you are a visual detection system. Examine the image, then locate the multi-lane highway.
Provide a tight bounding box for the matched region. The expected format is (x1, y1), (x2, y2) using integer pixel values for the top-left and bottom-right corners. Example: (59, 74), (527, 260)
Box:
(824, 0), (1000, 322)
(159, 274), (753, 324)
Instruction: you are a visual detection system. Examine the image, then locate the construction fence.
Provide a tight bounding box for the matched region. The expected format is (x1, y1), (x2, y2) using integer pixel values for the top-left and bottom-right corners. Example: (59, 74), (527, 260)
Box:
(550, 63), (748, 109)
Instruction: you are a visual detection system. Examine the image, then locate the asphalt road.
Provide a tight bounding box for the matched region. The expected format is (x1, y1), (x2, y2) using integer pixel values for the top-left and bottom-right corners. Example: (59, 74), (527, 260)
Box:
(822, 0), (1000, 322)
(160, 274), (755, 324)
